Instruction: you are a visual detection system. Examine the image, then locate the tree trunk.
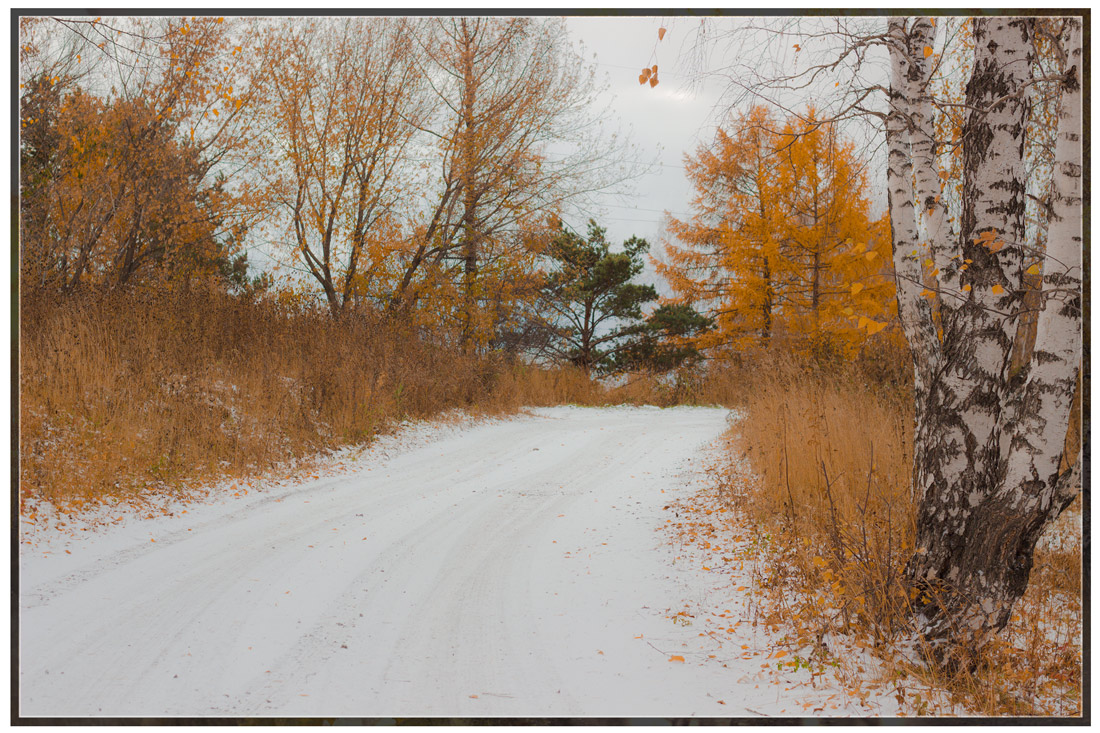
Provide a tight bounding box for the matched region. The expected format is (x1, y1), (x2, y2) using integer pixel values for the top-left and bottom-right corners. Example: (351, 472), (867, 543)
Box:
(761, 255), (772, 343)
(459, 18), (479, 352)
(890, 16), (1083, 668)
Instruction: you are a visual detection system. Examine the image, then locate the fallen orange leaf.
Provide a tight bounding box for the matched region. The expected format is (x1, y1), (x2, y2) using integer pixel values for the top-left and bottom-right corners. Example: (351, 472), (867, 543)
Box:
(669, 655), (685, 663)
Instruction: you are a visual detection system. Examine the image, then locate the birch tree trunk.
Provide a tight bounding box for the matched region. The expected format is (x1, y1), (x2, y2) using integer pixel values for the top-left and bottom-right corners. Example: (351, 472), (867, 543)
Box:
(886, 16), (1083, 667)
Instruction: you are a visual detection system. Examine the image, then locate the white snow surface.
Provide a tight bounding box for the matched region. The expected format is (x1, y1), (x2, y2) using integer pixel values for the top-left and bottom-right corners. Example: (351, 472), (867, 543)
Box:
(19, 405), (886, 718)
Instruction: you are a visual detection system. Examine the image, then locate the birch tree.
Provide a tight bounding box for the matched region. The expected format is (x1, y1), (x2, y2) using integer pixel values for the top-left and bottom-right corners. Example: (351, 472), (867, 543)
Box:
(683, 14), (1083, 666)
(885, 16), (1082, 666)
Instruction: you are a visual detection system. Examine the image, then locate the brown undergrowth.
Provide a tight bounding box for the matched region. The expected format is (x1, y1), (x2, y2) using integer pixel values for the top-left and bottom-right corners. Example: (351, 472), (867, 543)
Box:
(715, 347), (1082, 716)
(18, 288), (606, 513)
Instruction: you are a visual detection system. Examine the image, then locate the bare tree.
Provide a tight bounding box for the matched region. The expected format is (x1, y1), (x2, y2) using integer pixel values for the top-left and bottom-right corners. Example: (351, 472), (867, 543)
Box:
(259, 17), (429, 316)
(388, 16), (637, 348)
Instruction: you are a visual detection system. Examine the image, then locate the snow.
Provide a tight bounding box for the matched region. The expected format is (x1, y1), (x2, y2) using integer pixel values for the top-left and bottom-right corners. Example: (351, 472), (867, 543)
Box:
(19, 406), (895, 718)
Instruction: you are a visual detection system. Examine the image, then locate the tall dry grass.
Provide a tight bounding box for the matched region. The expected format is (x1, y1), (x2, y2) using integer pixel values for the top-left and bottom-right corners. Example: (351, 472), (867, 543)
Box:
(718, 345), (1082, 715)
(18, 287), (604, 510)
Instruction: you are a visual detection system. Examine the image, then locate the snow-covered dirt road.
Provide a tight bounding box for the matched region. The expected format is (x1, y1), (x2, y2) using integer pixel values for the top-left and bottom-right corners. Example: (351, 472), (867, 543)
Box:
(19, 406), (874, 718)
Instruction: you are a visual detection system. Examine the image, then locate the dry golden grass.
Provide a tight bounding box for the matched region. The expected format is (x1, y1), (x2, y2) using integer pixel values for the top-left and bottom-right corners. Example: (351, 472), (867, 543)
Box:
(717, 346), (1082, 717)
(18, 287), (606, 511)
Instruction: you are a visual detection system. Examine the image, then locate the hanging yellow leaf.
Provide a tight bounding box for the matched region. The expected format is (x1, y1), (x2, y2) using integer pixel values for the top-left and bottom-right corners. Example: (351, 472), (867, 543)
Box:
(864, 250), (878, 262)
(991, 283), (1005, 294)
(1026, 263), (1041, 276)
(649, 75), (659, 88)
(866, 319), (887, 335)
(923, 46), (933, 58)
(962, 284), (972, 292)
(850, 282), (864, 296)
(920, 288), (936, 300)
(651, 64), (658, 74)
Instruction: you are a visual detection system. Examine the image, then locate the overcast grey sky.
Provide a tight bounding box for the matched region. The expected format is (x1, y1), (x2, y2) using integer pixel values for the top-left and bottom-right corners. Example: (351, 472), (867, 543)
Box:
(561, 16), (722, 251)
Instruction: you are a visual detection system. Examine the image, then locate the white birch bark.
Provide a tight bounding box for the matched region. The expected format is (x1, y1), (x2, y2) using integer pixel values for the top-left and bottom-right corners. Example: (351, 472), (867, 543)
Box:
(1001, 17), (1082, 513)
(907, 18), (958, 299)
(886, 17), (940, 397)
(902, 16), (1083, 664)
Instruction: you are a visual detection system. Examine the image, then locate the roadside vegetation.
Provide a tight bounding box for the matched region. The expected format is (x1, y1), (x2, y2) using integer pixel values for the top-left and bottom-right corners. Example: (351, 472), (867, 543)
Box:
(709, 343), (1081, 716)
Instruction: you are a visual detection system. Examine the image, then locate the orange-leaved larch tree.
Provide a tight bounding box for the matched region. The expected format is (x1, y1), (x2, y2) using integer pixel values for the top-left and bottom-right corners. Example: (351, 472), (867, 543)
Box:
(659, 106), (894, 356)
(659, 106), (786, 351)
(772, 111), (895, 348)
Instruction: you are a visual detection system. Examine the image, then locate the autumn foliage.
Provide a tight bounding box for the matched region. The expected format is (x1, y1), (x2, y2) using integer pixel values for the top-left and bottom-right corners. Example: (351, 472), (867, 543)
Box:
(16, 15), (645, 508)
(659, 107), (897, 357)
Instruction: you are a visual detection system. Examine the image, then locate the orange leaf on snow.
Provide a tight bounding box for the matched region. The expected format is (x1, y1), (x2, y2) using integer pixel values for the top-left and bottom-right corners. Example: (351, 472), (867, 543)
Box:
(668, 655), (686, 663)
